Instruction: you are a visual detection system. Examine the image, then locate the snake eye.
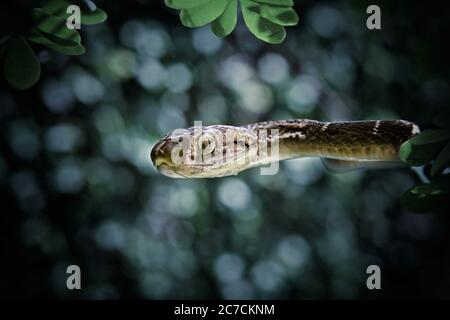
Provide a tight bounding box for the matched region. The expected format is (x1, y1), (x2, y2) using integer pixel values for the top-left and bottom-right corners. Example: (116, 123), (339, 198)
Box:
(198, 134), (216, 154)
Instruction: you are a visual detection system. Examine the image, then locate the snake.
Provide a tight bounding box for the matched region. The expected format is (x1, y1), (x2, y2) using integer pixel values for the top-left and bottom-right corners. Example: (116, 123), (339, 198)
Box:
(150, 119), (420, 178)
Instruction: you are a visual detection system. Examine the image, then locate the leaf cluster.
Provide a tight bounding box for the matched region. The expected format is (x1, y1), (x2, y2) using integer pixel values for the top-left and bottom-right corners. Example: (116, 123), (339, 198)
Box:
(0, 0), (107, 89)
(165, 0), (299, 44)
(399, 114), (450, 213)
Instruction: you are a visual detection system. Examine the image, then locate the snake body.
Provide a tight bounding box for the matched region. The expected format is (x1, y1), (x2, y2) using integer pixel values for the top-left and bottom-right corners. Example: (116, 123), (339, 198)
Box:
(151, 119), (420, 178)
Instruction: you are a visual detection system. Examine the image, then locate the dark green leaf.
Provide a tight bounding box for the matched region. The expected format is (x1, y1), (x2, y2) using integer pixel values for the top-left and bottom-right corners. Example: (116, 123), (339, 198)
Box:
(407, 128), (450, 146)
(241, 0), (286, 44)
(41, 0), (73, 20)
(3, 36), (41, 90)
(400, 171), (450, 213)
(211, 0), (238, 37)
(165, 0), (212, 10)
(412, 183), (450, 195)
(254, 4), (299, 26)
(431, 141), (450, 176)
(28, 29), (85, 55)
(32, 8), (81, 45)
(252, 0), (294, 6)
(423, 163), (433, 180)
(400, 187), (447, 213)
(80, 7), (108, 25)
(180, 1), (227, 27)
(399, 140), (446, 166)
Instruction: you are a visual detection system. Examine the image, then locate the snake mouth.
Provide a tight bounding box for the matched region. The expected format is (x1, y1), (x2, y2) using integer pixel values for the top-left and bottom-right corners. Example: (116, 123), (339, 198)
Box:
(157, 164), (187, 178)
(151, 142), (218, 178)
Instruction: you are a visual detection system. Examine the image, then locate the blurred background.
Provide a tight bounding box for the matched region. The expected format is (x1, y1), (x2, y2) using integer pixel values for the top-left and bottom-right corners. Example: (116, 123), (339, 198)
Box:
(1, 0), (450, 299)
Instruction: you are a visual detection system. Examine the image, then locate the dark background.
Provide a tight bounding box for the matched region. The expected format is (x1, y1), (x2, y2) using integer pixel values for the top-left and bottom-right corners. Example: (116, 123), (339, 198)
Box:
(1, 0), (450, 299)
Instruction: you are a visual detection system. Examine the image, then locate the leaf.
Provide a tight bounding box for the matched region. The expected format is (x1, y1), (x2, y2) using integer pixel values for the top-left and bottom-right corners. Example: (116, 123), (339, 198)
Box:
(180, 1), (228, 27)
(401, 182), (450, 213)
(399, 128), (450, 166)
(241, 0), (286, 44)
(28, 29), (85, 55)
(165, 0), (212, 9)
(163, 0), (298, 43)
(41, 0), (73, 20)
(252, 4), (299, 26)
(252, 0), (294, 6)
(400, 186), (448, 213)
(31, 8), (81, 45)
(80, 7), (108, 25)
(211, 0), (238, 37)
(423, 163), (433, 180)
(431, 141), (450, 176)
(399, 140), (446, 166)
(3, 36), (41, 90)
(413, 183), (450, 195)
(406, 128), (450, 146)
(400, 173), (450, 213)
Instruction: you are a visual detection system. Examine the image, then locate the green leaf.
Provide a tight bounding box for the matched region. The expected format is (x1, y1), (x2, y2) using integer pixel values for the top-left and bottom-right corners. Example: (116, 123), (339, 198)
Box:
(41, 0), (73, 20)
(252, 4), (299, 26)
(241, 0), (286, 44)
(32, 8), (81, 45)
(399, 129), (450, 166)
(402, 172), (450, 213)
(211, 0), (238, 37)
(165, 0), (212, 10)
(28, 29), (85, 55)
(407, 128), (450, 146)
(423, 163), (434, 180)
(431, 141), (450, 176)
(3, 36), (41, 90)
(401, 182), (450, 213)
(412, 183), (450, 195)
(80, 7), (108, 25)
(399, 140), (446, 166)
(252, 0), (294, 6)
(180, 1), (228, 27)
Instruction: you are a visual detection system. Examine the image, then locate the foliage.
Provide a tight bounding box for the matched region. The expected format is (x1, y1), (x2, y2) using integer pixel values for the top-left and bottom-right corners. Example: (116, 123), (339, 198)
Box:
(400, 114), (450, 213)
(0, 0), (107, 90)
(164, 0), (299, 44)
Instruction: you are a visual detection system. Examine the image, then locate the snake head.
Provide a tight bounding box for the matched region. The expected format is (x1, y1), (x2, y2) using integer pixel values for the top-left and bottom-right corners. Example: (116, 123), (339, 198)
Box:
(151, 125), (258, 178)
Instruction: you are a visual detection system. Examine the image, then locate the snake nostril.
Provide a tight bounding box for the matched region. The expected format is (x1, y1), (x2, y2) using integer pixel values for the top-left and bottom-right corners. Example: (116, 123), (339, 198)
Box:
(151, 143), (163, 165)
(151, 142), (174, 168)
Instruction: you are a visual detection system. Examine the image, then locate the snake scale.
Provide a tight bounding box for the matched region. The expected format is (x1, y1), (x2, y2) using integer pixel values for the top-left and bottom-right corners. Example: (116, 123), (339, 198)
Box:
(151, 119), (420, 178)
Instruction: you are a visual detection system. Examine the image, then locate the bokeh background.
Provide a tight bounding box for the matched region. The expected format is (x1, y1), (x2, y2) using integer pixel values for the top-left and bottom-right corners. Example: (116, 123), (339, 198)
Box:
(1, 0), (450, 299)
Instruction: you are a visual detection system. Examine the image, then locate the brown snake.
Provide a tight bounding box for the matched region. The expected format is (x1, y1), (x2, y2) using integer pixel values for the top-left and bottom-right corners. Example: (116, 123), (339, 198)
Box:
(150, 119), (420, 178)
